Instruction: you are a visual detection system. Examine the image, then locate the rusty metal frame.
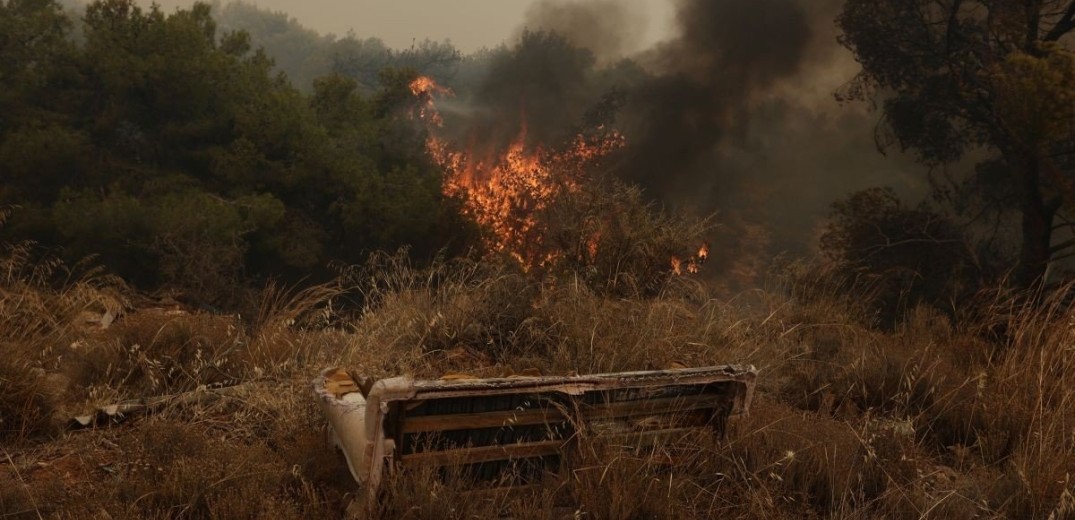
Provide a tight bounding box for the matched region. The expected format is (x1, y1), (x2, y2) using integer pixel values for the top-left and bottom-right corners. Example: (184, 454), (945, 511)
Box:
(314, 365), (757, 496)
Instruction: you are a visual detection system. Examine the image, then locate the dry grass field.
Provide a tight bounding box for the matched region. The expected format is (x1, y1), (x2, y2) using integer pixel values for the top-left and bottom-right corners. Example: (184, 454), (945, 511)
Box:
(2, 249), (1074, 519)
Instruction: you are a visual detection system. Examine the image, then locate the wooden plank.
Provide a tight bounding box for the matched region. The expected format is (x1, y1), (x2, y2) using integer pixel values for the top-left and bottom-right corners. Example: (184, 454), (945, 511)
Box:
(399, 428), (705, 469)
(581, 394), (726, 420)
(401, 407), (566, 433)
(324, 369), (361, 398)
(399, 440), (566, 466)
(400, 394), (727, 434)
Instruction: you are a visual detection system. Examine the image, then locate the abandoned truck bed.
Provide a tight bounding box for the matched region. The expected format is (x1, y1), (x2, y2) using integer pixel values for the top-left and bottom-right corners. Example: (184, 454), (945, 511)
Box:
(314, 365), (757, 495)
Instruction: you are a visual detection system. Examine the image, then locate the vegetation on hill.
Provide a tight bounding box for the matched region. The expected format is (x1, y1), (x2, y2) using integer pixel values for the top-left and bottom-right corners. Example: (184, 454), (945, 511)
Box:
(2, 243), (1073, 518)
(1, 0), (468, 307)
(3, 0), (1075, 518)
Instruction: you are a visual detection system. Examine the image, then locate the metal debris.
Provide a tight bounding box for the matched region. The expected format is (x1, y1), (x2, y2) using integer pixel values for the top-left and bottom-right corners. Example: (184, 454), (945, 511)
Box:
(314, 365), (757, 496)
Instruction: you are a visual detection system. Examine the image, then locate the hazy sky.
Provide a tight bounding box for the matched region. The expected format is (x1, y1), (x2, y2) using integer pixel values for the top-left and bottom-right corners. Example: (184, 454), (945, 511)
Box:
(147, 0), (678, 52)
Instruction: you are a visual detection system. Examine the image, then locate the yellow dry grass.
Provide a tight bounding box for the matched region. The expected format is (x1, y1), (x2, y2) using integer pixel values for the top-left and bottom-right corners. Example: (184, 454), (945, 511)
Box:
(2, 248), (1073, 519)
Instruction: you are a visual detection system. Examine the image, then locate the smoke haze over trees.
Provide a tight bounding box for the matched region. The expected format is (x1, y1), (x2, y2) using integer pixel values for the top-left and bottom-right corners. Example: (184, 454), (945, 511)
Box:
(839, 0), (1075, 286)
(3, 0), (1073, 309)
(161, 0), (936, 246)
(506, 0), (933, 258)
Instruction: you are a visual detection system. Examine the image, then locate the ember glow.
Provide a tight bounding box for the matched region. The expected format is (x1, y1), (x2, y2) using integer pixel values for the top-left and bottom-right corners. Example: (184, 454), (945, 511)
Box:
(409, 76), (451, 126)
(672, 242), (711, 276)
(687, 260), (700, 275)
(412, 75), (624, 268)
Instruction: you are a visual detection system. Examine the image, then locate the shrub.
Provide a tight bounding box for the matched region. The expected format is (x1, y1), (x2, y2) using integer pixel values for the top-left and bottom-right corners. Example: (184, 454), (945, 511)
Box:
(820, 187), (982, 326)
(0, 232), (128, 442)
(542, 178), (712, 297)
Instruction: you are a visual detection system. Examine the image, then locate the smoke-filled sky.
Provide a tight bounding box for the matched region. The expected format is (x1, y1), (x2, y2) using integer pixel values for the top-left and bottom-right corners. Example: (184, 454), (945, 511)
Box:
(518, 0), (928, 254)
(146, 0), (678, 53)
(143, 0), (930, 256)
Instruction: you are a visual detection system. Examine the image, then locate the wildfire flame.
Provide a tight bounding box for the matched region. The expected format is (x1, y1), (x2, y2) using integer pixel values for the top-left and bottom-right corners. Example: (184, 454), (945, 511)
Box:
(672, 242), (711, 276)
(409, 76), (446, 97)
(409, 76), (451, 126)
(586, 231), (601, 263)
(410, 76), (715, 277)
(412, 75), (624, 268)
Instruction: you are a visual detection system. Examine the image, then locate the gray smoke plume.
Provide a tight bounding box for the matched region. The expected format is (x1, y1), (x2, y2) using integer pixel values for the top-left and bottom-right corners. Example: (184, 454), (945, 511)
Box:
(613, 0), (925, 254)
(618, 0), (822, 195)
(448, 0), (927, 259)
(617, 0), (813, 201)
(519, 0), (647, 64)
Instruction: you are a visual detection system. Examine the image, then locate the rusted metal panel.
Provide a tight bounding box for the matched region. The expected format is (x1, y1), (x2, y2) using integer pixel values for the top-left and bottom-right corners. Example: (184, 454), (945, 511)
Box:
(313, 365), (757, 496)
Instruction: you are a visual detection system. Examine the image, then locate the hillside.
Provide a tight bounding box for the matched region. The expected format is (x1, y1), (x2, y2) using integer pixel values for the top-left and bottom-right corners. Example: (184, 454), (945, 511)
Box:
(2, 248), (1073, 518)
(4, 0), (1075, 517)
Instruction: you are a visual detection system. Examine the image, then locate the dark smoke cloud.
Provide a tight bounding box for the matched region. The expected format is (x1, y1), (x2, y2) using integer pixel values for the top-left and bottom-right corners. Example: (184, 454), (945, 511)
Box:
(618, 0), (821, 203)
(448, 0), (644, 153)
(520, 0), (646, 64)
(611, 0), (926, 255)
(447, 0), (927, 258)
(440, 30), (600, 159)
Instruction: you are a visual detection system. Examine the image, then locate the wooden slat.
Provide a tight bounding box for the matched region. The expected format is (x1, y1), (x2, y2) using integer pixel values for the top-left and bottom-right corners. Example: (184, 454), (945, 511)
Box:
(402, 407), (566, 433)
(399, 427), (705, 469)
(400, 394), (727, 433)
(399, 440), (566, 466)
(582, 394), (726, 420)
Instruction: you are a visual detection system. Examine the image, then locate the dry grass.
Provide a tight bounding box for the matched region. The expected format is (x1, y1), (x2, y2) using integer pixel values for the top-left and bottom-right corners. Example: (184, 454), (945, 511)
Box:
(3, 245), (1074, 519)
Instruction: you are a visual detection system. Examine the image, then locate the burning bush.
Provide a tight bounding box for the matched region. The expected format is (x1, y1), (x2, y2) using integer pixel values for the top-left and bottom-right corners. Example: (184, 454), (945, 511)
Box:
(543, 178), (712, 296)
(410, 75), (711, 295)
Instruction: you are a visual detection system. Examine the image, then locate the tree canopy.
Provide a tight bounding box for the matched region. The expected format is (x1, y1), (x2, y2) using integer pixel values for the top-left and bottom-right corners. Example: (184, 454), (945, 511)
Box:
(0, 0), (468, 305)
(839, 0), (1075, 286)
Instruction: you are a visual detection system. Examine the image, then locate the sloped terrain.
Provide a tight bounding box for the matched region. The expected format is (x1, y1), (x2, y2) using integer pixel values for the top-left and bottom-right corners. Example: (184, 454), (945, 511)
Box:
(3, 252), (1073, 519)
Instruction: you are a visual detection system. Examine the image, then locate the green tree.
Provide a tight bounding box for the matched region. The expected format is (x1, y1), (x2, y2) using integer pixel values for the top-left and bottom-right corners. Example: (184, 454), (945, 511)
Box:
(0, 0), (74, 129)
(0, 0), (83, 205)
(0, 0), (471, 304)
(839, 0), (1075, 286)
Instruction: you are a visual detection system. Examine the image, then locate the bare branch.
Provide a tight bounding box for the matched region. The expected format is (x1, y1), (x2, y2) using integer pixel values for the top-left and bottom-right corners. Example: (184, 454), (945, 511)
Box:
(1049, 237), (1075, 254)
(1044, 0), (1075, 41)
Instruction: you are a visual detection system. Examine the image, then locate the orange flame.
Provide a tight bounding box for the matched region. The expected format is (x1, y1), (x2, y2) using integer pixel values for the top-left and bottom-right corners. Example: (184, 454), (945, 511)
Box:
(671, 242), (711, 276)
(414, 75), (624, 268)
(409, 76), (447, 97)
(585, 230), (601, 263)
(409, 75), (451, 126)
(697, 242), (710, 263)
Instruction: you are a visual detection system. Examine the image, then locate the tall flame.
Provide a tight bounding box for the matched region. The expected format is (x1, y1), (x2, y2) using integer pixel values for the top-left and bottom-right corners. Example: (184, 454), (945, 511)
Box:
(412, 75), (624, 268)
